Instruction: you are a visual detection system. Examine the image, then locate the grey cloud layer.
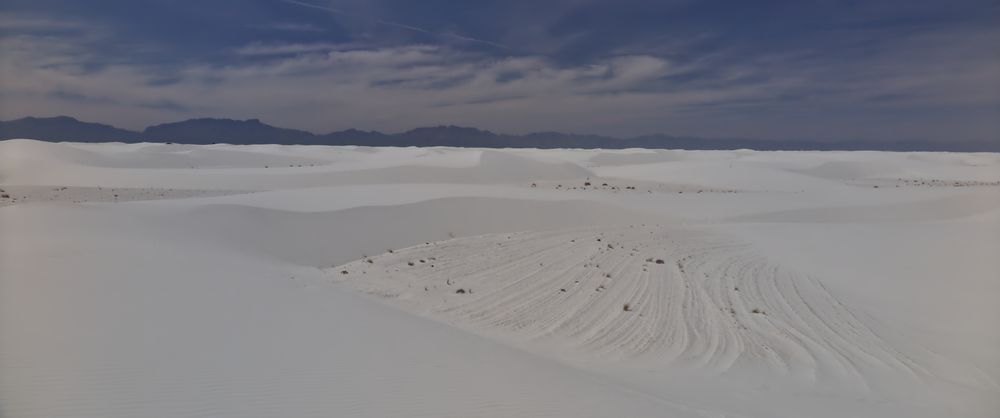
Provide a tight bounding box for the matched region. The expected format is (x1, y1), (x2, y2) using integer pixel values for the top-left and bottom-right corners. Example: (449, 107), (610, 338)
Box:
(1, 12), (997, 141)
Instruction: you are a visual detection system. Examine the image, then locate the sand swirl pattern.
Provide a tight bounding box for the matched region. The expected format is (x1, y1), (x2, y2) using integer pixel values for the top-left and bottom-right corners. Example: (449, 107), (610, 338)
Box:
(332, 225), (929, 383)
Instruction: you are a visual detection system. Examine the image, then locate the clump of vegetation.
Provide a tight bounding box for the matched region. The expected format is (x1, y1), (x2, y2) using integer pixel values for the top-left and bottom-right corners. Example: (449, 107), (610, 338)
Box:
(654, 259), (665, 264)
(340, 270), (349, 275)
(455, 288), (467, 294)
(407, 261), (415, 266)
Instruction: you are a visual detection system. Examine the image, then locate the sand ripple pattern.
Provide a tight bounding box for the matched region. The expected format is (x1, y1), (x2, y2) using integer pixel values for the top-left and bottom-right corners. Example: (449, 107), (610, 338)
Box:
(333, 225), (925, 382)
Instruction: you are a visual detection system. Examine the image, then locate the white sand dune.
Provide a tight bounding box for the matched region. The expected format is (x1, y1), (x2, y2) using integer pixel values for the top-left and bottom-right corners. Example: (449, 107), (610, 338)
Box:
(588, 150), (686, 166)
(0, 140), (589, 189)
(2, 139), (998, 417)
(172, 197), (667, 266)
(730, 192), (1000, 223)
(333, 226), (937, 381)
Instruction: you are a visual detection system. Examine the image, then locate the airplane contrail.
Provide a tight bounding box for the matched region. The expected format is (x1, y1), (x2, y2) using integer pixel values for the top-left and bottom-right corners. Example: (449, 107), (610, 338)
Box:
(280, 0), (510, 50)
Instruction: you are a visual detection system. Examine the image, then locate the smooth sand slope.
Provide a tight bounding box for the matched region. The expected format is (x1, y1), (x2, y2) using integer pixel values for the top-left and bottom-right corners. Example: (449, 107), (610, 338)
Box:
(1, 139), (998, 417)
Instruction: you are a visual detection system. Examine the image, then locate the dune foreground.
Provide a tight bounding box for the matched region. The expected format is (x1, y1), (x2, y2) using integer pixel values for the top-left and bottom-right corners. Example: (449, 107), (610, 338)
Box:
(1, 139), (998, 417)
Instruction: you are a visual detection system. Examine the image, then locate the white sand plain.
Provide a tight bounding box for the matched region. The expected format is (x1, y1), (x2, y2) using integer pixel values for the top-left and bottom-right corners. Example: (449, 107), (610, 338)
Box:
(1, 139), (998, 417)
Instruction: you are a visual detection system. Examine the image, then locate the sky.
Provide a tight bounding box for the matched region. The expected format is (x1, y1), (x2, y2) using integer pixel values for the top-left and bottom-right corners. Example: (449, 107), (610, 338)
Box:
(0, 0), (998, 143)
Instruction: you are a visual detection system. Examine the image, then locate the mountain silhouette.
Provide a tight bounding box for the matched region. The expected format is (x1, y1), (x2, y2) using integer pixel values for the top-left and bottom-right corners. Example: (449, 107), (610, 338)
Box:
(1, 116), (996, 152)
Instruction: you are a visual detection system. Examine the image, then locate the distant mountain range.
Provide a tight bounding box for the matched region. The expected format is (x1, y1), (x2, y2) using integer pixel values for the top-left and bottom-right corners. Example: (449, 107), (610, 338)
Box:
(1, 116), (996, 152)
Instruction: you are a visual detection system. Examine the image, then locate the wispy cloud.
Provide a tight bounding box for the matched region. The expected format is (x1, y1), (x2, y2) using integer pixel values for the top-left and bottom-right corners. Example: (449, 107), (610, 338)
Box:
(1, 3), (997, 142)
(0, 13), (86, 32)
(235, 42), (345, 56)
(280, 0), (510, 50)
(251, 22), (327, 32)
